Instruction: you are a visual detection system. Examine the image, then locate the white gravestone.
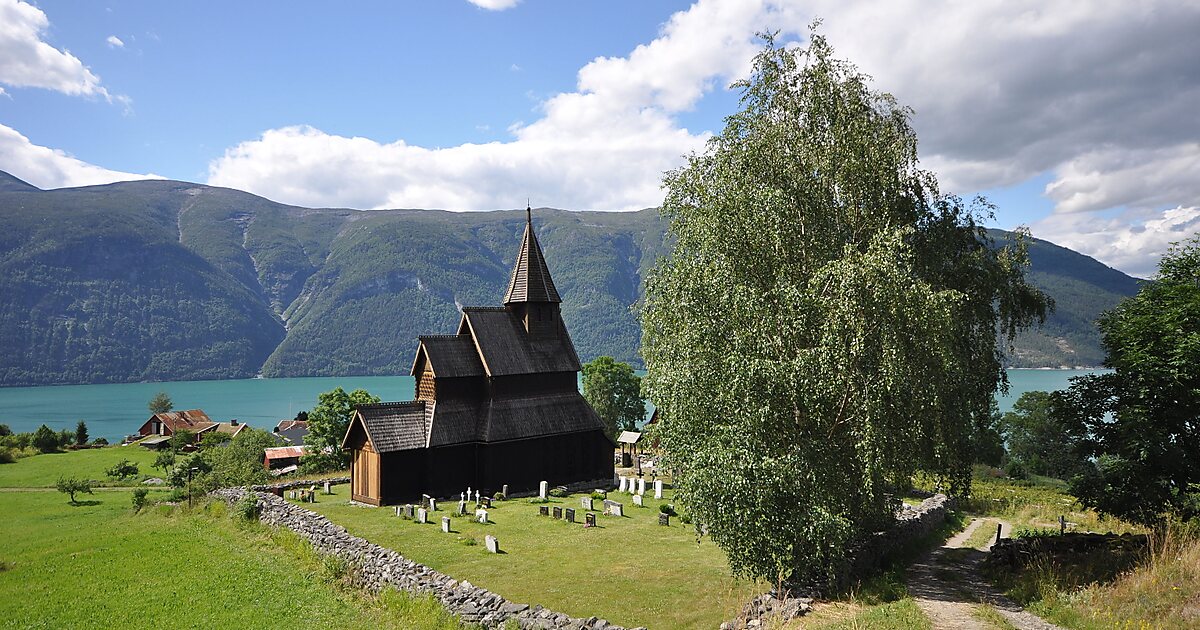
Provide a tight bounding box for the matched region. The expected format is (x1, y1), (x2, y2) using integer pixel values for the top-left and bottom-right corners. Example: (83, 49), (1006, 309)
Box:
(466, 487), (472, 500)
(417, 508), (427, 524)
(637, 478), (646, 495)
(429, 498), (437, 512)
(618, 477), (628, 493)
(477, 509), (489, 524)
(485, 535), (500, 554)
(395, 506), (402, 517)
(581, 496), (594, 511)
(457, 500), (467, 516)
(441, 517), (451, 533)
(460, 492), (465, 501)
(609, 502), (624, 517)
(539, 480), (548, 499)
(633, 494), (643, 507)
(324, 480), (331, 494)
(475, 490), (481, 504)
(654, 479), (663, 499)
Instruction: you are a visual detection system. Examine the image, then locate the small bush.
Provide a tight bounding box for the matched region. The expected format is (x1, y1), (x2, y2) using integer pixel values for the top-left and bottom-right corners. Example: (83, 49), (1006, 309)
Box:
(91, 437), (109, 446)
(493, 491), (505, 501)
(166, 488), (186, 503)
(1013, 527), (1060, 539)
(591, 491), (606, 501)
(0, 447), (14, 464)
(56, 476), (94, 504)
(527, 497), (550, 504)
(549, 487), (569, 498)
(1005, 459), (1029, 480)
(131, 488), (150, 511)
(659, 503), (677, 516)
(235, 493), (260, 521)
(460, 537), (477, 546)
(106, 459), (140, 481)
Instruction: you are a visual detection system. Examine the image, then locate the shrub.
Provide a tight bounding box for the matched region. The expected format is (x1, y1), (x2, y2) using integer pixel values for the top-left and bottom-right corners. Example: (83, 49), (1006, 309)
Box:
(91, 437), (109, 446)
(527, 497), (549, 504)
(56, 477), (93, 504)
(591, 491), (607, 501)
(32, 425), (57, 453)
(235, 493), (260, 521)
(106, 459), (140, 481)
(74, 421), (88, 446)
(493, 491), (505, 501)
(659, 503), (677, 516)
(0, 447), (14, 464)
(166, 488), (186, 503)
(131, 488), (149, 511)
(1006, 459), (1030, 480)
(549, 488), (568, 498)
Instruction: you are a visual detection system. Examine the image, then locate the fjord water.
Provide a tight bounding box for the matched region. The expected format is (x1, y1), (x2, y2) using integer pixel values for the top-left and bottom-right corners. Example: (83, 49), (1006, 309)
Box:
(0, 370), (1104, 441)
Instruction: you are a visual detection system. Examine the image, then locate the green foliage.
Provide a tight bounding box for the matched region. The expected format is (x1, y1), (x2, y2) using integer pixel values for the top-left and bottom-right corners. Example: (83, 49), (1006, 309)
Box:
(73, 421), (88, 446)
(0, 447), (14, 464)
(235, 493), (260, 521)
(131, 487), (149, 511)
(1001, 390), (1087, 479)
(148, 391), (173, 414)
(0, 424), (10, 436)
(56, 429), (73, 449)
(548, 487), (568, 498)
(31, 425), (57, 453)
(302, 387), (379, 472)
(91, 437), (108, 446)
(659, 503), (676, 516)
(582, 356), (646, 439)
(969, 402), (1006, 466)
(200, 428), (276, 490)
(1005, 459), (1030, 480)
(640, 32), (1047, 584)
(55, 476), (93, 504)
(1057, 238), (1200, 525)
(105, 459), (140, 481)
(200, 431), (232, 449)
(168, 429), (195, 452)
(152, 450), (176, 473)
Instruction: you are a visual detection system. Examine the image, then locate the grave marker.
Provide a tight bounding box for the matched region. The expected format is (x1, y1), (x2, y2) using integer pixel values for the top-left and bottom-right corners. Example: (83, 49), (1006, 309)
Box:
(659, 513), (670, 526)
(618, 477), (628, 493)
(404, 504), (415, 519)
(581, 497), (594, 511)
(417, 508), (427, 524)
(324, 481), (331, 495)
(477, 509), (489, 524)
(585, 512), (597, 527)
(553, 506), (563, 519)
(565, 508), (576, 523)
(637, 478), (646, 495)
(457, 500), (467, 516)
(539, 505), (549, 517)
(485, 535), (500, 554)
(481, 496), (492, 509)
(395, 506), (402, 517)
(633, 494), (643, 507)
(501, 484), (508, 499)
(654, 480), (663, 499)
(429, 498), (437, 512)
(538, 480), (548, 499)
(442, 517), (451, 533)
(603, 500), (624, 517)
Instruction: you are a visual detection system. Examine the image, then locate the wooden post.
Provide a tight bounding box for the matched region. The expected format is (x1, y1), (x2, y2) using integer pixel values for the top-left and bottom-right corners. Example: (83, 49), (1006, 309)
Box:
(1059, 515), (1066, 534)
(995, 522), (1003, 545)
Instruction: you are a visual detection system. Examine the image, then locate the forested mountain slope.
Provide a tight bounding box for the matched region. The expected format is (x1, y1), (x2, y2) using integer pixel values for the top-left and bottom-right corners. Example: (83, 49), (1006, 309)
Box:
(0, 172), (1134, 385)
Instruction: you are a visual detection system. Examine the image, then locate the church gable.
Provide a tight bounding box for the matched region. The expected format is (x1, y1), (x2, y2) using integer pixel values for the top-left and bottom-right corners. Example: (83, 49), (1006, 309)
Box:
(459, 307), (580, 376)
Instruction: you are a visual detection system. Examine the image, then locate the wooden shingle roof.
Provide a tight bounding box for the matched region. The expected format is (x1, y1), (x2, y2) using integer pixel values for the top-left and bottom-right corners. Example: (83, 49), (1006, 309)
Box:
(423, 392), (610, 447)
(459, 307), (580, 376)
(413, 335), (485, 378)
(350, 401), (428, 453)
(503, 208), (561, 305)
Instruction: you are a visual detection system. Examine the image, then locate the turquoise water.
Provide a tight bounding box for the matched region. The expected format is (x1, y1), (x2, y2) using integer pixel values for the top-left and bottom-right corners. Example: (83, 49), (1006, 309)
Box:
(0, 369), (1103, 441)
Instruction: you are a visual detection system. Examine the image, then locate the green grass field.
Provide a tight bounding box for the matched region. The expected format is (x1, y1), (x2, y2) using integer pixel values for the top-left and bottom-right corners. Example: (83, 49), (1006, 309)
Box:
(0, 490), (466, 629)
(304, 485), (763, 629)
(0, 445), (160, 488)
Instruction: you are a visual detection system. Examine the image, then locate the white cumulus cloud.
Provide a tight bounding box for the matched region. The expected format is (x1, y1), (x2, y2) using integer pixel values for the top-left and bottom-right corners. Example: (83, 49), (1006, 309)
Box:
(0, 123), (161, 189)
(106, 35), (124, 49)
(0, 0), (111, 98)
(1032, 206), (1200, 279)
(466, 0), (520, 10)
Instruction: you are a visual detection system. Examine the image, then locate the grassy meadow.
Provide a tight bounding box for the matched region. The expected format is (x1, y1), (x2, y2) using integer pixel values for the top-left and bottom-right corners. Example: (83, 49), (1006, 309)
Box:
(305, 484), (763, 628)
(0, 444), (159, 488)
(0, 449), (470, 629)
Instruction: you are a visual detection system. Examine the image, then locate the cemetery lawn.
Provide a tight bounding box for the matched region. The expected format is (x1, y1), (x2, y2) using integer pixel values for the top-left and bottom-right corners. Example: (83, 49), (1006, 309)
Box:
(0, 489), (466, 629)
(306, 485), (764, 628)
(0, 445), (159, 487)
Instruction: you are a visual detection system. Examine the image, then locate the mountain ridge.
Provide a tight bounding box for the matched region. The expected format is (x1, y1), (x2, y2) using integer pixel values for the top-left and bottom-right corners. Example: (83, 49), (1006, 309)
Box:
(0, 171), (1137, 386)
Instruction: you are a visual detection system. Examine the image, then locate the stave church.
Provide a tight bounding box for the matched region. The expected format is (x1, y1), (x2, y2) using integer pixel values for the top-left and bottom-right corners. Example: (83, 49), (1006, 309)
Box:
(341, 208), (615, 505)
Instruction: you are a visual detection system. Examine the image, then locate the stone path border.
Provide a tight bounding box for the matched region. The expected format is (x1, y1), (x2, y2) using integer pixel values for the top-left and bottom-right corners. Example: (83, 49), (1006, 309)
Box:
(212, 488), (643, 630)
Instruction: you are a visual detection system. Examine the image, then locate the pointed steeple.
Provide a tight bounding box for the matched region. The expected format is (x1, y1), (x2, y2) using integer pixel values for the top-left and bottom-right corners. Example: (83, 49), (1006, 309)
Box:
(504, 206), (561, 304)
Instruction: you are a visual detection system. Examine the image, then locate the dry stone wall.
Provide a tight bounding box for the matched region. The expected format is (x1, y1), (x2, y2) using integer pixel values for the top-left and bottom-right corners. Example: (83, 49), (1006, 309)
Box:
(211, 488), (641, 630)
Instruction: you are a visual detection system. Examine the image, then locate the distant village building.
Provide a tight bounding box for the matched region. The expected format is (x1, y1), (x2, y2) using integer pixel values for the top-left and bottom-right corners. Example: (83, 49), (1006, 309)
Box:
(274, 419), (309, 445)
(342, 208), (615, 505)
(212, 419), (248, 439)
(137, 409), (216, 441)
(264, 445), (306, 475)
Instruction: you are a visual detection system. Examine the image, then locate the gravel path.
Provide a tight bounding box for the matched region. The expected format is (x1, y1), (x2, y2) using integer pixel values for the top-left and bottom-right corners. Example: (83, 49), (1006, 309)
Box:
(907, 517), (1066, 630)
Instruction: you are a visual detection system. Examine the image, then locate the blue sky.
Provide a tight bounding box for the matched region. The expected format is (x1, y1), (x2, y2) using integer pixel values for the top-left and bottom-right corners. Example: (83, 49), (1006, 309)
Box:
(1, 0), (1197, 277)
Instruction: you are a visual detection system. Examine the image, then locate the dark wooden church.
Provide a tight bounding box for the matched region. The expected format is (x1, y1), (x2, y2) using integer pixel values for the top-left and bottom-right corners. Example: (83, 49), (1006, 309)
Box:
(341, 209), (615, 505)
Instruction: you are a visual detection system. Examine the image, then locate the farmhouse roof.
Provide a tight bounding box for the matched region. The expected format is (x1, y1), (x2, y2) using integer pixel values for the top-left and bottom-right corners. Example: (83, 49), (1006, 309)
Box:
(264, 446), (306, 460)
(212, 421), (248, 437)
(148, 409), (216, 434)
(503, 207), (561, 305)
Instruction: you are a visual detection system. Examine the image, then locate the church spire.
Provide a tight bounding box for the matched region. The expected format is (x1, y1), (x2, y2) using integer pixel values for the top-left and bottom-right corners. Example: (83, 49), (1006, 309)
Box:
(504, 205), (561, 305)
